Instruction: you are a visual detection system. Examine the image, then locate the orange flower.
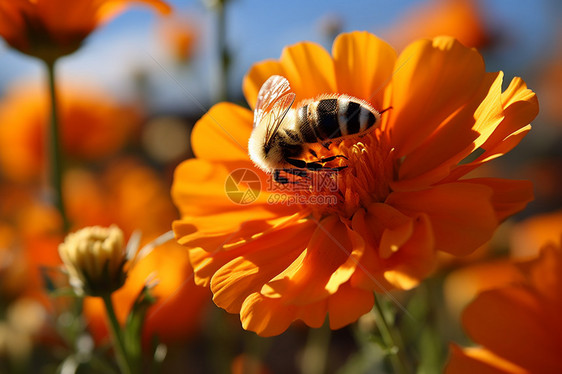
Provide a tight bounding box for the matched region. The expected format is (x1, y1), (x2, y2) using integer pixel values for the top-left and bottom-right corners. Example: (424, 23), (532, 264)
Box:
(444, 210), (562, 317)
(0, 185), (64, 302)
(0, 0), (170, 61)
(231, 354), (271, 374)
(0, 82), (141, 183)
(157, 12), (198, 63)
(62, 159), (210, 344)
(443, 260), (524, 318)
(446, 238), (562, 373)
(172, 31), (538, 336)
(509, 210), (562, 258)
(1, 158), (209, 344)
(384, 0), (492, 51)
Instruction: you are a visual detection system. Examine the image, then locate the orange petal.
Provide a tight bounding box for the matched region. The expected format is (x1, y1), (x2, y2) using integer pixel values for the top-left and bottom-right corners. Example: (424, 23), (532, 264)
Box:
(278, 41), (336, 103)
(387, 37), (486, 157)
(446, 345), (528, 374)
(481, 77), (538, 150)
(183, 213), (306, 287)
(386, 182), (497, 255)
(458, 178), (533, 222)
(261, 216), (365, 305)
(172, 158), (291, 217)
(240, 292), (297, 337)
(393, 72), (501, 190)
(350, 205), (436, 290)
(191, 102), (253, 161)
(447, 77), (537, 181)
(210, 220), (315, 313)
(240, 284), (373, 336)
(381, 213), (435, 290)
(463, 287), (562, 372)
(348, 208), (395, 292)
(243, 60), (286, 109)
(332, 31), (397, 109)
(327, 283), (374, 330)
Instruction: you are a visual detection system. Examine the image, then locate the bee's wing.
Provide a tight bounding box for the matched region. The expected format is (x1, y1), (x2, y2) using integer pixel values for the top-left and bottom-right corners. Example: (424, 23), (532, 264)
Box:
(263, 92), (295, 148)
(253, 75), (293, 128)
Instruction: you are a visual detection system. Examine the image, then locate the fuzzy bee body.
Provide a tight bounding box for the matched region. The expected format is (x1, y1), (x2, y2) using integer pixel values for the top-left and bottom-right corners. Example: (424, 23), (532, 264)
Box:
(248, 75), (381, 180)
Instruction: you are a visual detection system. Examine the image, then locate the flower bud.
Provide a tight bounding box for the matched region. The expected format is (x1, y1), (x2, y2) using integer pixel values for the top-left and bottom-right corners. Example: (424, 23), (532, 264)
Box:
(58, 225), (127, 296)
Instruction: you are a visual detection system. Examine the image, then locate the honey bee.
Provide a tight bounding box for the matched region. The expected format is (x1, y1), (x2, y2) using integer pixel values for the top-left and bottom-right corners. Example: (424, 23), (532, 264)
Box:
(248, 75), (383, 184)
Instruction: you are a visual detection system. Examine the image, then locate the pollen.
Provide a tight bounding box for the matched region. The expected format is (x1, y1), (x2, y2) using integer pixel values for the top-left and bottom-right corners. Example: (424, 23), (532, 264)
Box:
(294, 129), (396, 218)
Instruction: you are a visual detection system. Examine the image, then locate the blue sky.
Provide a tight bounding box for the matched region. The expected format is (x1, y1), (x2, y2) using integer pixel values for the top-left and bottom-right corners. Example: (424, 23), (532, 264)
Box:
(0, 0), (559, 113)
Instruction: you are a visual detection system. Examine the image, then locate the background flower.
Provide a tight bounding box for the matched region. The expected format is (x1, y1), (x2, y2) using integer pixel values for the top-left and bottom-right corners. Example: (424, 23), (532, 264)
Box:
(0, 0), (170, 60)
(0, 82), (141, 183)
(383, 0), (493, 51)
(446, 238), (562, 373)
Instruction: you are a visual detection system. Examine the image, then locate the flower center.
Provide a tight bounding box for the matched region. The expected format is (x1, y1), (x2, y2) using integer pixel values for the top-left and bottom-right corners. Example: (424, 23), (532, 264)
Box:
(279, 129), (396, 219)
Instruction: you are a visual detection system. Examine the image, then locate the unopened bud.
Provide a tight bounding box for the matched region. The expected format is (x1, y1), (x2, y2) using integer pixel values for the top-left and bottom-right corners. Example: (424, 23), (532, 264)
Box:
(58, 225), (127, 296)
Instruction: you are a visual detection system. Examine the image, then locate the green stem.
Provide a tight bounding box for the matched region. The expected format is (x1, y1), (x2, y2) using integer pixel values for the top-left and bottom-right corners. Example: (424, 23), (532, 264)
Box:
(216, 0), (229, 102)
(101, 294), (131, 374)
(301, 322), (332, 374)
(45, 60), (70, 232)
(373, 294), (410, 374)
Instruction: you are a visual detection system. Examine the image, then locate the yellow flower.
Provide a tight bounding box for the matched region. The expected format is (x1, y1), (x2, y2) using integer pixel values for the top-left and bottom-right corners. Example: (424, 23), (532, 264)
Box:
(0, 0), (170, 61)
(172, 31), (538, 336)
(58, 225), (127, 296)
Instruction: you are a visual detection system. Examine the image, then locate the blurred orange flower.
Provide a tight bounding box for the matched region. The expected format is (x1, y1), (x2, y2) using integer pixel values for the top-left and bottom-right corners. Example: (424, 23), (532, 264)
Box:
(446, 238), (562, 373)
(63, 159), (209, 344)
(0, 0), (170, 61)
(231, 354), (271, 374)
(172, 31), (538, 336)
(0, 184), (63, 302)
(1, 159), (209, 344)
(443, 259), (524, 318)
(510, 209), (562, 258)
(0, 83), (141, 183)
(384, 0), (492, 51)
(444, 210), (562, 319)
(157, 12), (198, 63)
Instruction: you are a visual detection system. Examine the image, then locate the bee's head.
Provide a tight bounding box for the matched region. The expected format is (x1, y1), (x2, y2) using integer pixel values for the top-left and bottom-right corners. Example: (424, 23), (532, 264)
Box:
(248, 123), (279, 172)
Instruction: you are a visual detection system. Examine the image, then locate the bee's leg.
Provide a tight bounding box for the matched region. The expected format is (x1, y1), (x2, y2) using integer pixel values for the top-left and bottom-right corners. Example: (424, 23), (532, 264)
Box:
(286, 158), (324, 171)
(379, 106), (393, 114)
(322, 142), (331, 150)
(273, 169), (290, 184)
(317, 155), (348, 163)
(287, 158), (345, 172)
(308, 149), (347, 163)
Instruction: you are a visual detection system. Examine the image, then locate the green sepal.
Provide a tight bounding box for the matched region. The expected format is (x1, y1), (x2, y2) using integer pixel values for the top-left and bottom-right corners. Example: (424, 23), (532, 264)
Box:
(122, 283), (158, 371)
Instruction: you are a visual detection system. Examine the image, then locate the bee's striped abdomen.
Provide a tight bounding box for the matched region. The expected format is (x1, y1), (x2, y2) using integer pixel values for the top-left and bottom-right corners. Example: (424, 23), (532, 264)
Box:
(296, 96), (378, 143)
(339, 98), (377, 136)
(315, 98), (341, 140)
